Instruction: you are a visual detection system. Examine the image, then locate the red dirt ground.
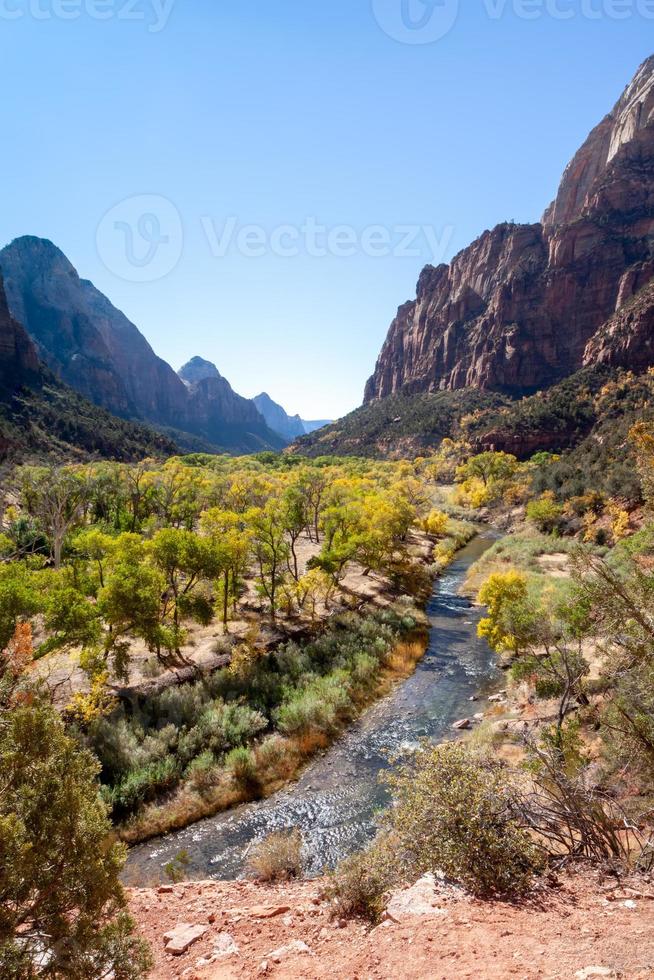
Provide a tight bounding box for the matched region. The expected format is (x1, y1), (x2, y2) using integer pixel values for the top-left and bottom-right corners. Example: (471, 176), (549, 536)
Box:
(128, 870), (654, 979)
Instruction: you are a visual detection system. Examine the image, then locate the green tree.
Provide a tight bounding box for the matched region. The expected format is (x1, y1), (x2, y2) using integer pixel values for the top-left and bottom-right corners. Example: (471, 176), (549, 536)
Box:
(0, 702), (152, 978)
(246, 503), (290, 620)
(19, 466), (90, 569)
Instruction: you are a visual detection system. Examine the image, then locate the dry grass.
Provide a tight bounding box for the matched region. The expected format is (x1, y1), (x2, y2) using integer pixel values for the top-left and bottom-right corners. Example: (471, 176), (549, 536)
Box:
(245, 829), (303, 882)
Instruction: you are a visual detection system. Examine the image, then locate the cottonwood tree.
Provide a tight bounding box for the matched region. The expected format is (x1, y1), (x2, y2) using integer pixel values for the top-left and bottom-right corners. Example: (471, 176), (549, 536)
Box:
(19, 466), (90, 569)
(246, 503), (290, 620)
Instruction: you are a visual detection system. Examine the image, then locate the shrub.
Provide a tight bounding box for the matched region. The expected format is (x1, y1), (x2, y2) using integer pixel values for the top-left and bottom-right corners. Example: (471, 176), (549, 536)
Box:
(526, 493), (564, 533)
(327, 833), (402, 921)
(186, 751), (220, 792)
(225, 746), (258, 789)
(384, 741), (543, 897)
(108, 757), (180, 818)
(246, 829), (303, 882)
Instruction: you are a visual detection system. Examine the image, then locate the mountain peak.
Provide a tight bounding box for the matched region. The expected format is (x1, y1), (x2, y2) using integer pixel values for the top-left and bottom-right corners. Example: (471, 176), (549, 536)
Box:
(543, 52), (654, 227)
(178, 356), (222, 386)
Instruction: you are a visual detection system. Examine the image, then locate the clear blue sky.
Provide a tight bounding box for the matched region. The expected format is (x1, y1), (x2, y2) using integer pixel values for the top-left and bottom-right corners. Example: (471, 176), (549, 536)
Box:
(0, 1), (650, 419)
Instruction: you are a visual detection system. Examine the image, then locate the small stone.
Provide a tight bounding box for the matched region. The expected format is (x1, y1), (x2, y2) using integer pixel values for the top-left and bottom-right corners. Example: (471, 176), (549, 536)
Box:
(211, 933), (240, 958)
(452, 718), (471, 730)
(250, 904), (291, 919)
(574, 969), (617, 979)
(258, 960), (269, 975)
(266, 940), (313, 961)
(163, 923), (208, 956)
(624, 899), (637, 909)
(157, 884), (174, 894)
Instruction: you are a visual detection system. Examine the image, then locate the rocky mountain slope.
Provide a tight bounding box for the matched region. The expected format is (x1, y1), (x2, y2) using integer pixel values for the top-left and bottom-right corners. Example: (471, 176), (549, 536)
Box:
(0, 238), (283, 454)
(364, 55), (654, 403)
(0, 273), (176, 463)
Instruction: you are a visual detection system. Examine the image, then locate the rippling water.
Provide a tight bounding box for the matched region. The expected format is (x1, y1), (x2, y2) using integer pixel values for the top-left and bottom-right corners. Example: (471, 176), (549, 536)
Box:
(123, 532), (500, 885)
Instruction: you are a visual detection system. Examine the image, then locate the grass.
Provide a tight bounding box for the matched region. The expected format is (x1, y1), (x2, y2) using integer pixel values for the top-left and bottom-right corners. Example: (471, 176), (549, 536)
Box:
(463, 529), (585, 595)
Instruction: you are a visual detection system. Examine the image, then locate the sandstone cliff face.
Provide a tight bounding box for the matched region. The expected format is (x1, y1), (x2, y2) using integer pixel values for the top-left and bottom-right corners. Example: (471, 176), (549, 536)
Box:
(365, 56), (654, 404)
(0, 239), (283, 453)
(0, 272), (41, 397)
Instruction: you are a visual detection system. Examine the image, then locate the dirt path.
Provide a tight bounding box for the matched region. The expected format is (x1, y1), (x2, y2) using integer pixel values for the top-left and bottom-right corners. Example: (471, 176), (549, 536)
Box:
(129, 871), (654, 979)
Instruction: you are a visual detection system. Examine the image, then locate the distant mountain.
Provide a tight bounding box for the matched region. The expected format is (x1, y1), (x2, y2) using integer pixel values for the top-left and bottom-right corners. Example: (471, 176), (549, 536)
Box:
(0, 237), (283, 455)
(178, 356), (221, 386)
(252, 392), (332, 442)
(301, 419), (332, 435)
(253, 392), (306, 441)
(0, 273), (176, 463)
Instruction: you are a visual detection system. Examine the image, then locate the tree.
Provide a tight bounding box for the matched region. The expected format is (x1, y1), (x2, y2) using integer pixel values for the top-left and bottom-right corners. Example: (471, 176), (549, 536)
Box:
(479, 572), (591, 750)
(0, 564), (40, 652)
(150, 528), (221, 628)
(199, 509), (252, 628)
(97, 536), (164, 677)
(456, 451), (518, 488)
(280, 484), (308, 581)
(525, 492), (564, 534)
(246, 504), (290, 620)
(19, 466), (90, 569)
(0, 702), (152, 978)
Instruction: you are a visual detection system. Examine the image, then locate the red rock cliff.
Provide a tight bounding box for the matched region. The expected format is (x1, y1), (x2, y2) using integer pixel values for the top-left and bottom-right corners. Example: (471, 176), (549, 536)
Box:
(364, 56), (654, 403)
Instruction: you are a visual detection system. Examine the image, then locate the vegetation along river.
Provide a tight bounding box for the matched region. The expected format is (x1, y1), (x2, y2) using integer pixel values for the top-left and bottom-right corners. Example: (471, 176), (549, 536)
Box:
(123, 531), (500, 885)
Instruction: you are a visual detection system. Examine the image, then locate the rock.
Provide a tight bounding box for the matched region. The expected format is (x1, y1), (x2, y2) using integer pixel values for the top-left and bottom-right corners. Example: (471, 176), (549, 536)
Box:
(258, 960), (270, 975)
(384, 874), (449, 924)
(488, 693), (507, 703)
(163, 923), (208, 956)
(157, 884), (174, 894)
(249, 904), (292, 919)
(0, 238), (285, 455)
(211, 932), (240, 958)
(452, 718), (471, 730)
(267, 940), (313, 962)
(362, 56), (654, 454)
(574, 968), (617, 979)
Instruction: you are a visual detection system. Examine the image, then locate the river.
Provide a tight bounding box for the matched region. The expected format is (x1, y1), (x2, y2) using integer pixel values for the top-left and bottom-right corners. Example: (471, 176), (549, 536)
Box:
(123, 531), (500, 886)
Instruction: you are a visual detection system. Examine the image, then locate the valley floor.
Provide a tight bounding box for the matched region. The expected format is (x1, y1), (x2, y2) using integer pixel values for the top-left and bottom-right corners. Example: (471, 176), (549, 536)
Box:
(129, 871), (654, 980)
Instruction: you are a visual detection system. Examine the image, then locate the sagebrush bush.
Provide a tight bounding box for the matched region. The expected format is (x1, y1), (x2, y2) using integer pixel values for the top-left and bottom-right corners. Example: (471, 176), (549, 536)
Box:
(331, 741), (544, 919)
(326, 833), (402, 921)
(246, 829), (303, 882)
(225, 746), (258, 788)
(384, 741), (544, 897)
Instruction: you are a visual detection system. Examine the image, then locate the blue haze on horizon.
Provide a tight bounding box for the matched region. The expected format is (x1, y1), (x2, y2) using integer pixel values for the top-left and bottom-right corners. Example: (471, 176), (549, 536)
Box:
(0, 1), (650, 419)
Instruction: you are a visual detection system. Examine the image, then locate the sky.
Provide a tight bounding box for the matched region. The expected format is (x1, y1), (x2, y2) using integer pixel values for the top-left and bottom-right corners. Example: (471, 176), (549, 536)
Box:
(0, 2), (651, 420)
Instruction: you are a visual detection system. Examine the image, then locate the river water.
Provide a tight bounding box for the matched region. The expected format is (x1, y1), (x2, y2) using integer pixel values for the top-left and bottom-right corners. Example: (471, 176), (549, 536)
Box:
(123, 531), (500, 886)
